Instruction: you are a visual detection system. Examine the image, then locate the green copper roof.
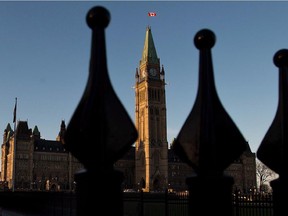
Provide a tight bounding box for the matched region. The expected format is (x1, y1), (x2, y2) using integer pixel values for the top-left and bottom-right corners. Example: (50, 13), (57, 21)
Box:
(33, 125), (40, 136)
(5, 123), (12, 132)
(140, 26), (159, 65)
(5, 123), (13, 140)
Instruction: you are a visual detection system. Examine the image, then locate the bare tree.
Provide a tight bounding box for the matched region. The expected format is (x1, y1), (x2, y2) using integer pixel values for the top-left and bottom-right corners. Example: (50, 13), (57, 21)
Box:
(256, 159), (278, 193)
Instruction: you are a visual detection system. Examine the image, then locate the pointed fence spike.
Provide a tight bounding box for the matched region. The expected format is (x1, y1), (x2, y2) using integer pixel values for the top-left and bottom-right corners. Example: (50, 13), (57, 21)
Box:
(173, 29), (247, 175)
(64, 5), (138, 170)
(257, 48), (288, 216)
(257, 49), (288, 175)
(63, 6), (138, 215)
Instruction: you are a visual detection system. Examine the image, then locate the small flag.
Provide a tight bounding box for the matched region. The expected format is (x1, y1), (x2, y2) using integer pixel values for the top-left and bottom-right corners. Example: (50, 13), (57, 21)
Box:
(148, 12), (156, 17)
(13, 97), (17, 123)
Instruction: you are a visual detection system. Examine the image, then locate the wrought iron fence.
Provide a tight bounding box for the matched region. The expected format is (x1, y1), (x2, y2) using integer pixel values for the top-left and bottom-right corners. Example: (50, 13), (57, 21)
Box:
(0, 191), (273, 216)
(232, 193), (273, 216)
(123, 191), (273, 216)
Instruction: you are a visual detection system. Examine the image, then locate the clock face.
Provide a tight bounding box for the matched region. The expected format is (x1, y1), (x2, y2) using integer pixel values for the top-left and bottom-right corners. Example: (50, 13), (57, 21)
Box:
(149, 68), (157, 76)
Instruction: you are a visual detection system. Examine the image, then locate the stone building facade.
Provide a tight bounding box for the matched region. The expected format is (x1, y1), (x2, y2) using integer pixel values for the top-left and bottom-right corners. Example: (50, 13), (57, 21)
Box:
(116, 143), (256, 193)
(0, 119), (256, 192)
(1, 120), (82, 191)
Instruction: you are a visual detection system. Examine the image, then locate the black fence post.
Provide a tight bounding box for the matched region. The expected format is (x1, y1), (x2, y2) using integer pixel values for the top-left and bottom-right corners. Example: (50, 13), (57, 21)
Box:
(165, 188), (168, 216)
(139, 190), (144, 216)
(234, 192), (240, 216)
(172, 29), (247, 216)
(64, 6), (138, 216)
(257, 49), (288, 216)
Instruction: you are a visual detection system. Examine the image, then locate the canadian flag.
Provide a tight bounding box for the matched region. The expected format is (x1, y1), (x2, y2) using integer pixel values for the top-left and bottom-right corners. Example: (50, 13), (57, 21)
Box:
(148, 12), (156, 17)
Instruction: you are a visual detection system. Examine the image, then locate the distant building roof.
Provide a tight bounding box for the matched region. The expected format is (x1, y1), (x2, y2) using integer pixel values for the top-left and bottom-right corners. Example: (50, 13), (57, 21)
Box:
(168, 148), (183, 163)
(34, 139), (66, 153)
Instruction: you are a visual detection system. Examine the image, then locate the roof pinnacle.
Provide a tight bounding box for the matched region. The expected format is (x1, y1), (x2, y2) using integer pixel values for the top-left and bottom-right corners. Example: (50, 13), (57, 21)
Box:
(140, 26), (159, 66)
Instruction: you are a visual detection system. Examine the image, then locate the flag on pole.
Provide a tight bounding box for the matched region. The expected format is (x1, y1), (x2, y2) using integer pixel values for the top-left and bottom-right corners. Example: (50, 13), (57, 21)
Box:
(148, 12), (156, 17)
(13, 97), (17, 123)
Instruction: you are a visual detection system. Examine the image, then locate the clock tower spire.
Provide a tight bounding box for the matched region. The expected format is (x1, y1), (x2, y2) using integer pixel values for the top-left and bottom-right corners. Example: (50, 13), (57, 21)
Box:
(135, 26), (168, 192)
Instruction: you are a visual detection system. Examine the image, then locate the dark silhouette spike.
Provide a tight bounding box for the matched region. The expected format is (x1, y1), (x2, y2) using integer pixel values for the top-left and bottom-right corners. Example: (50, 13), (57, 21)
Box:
(257, 49), (288, 175)
(173, 29), (247, 175)
(64, 6), (138, 170)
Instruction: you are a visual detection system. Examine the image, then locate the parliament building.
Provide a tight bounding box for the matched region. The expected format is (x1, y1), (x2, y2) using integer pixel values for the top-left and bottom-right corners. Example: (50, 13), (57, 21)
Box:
(0, 26), (257, 193)
(115, 26), (256, 193)
(1, 120), (82, 191)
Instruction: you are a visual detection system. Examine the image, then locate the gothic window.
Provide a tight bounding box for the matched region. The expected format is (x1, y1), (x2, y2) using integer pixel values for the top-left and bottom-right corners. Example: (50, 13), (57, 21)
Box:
(154, 151), (159, 165)
(155, 108), (159, 115)
(140, 90), (145, 102)
(141, 152), (145, 167)
(155, 89), (157, 101)
(140, 177), (146, 188)
(151, 138), (155, 146)
(140, 110), (144, 140)
(156, 117), (160, 142)
(148, 88), (160, 101)
(139, 140), (144, 148)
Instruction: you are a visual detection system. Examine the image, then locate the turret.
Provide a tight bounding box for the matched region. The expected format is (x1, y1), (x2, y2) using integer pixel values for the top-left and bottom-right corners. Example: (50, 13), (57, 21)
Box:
(135, 68), (139, 82)
(160, 65), (165, 81)
(3, 123), (13, 144)
(56, 120), (66, 143)
(32, 126), (40, 139)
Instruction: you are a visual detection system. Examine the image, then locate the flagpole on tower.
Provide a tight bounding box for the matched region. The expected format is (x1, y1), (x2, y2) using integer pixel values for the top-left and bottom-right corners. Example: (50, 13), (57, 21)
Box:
(12, 97), (17, 192)
(147, 11), (156, 26)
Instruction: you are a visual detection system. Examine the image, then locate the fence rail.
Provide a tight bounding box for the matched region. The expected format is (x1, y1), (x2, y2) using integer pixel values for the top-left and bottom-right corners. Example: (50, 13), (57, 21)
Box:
(123, 191), (273, 216)
(0, 191), (273, 216)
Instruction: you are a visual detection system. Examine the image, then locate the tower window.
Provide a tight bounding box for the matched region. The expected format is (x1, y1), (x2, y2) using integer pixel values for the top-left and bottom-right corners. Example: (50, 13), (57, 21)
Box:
(155, 108), (159, 115)
(154, 151), (160, 165)
(140, 91), (145, 102)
